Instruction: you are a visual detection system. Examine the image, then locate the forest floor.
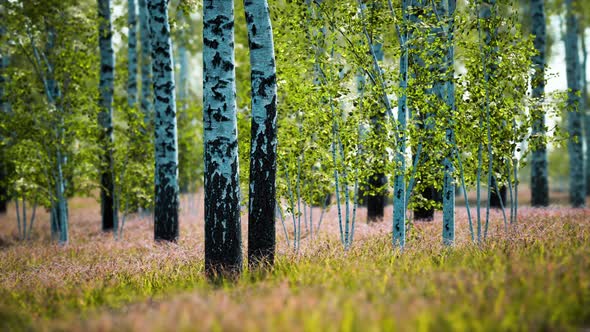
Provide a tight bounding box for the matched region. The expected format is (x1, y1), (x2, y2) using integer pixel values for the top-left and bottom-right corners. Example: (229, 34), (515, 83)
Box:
(0, 191), (589, 331)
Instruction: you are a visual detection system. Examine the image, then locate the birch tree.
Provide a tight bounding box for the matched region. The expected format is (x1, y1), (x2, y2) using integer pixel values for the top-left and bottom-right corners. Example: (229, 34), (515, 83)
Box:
(393, 0), (410, 248)
(442, 0), (456, 245)
(530, 0), (549, 207)
(98, 0), (118, 232)
(175, 8), (189, 112)
(148, 0), (180, 241)
(139, 0), (153, 128)
(244, 0), (278, 267)
(128, 0), (139, 109)
(580, 9), (590, 197)
(204, 0), (242, 276)
(0, 18), (8, 214)
(2, 0), (100, 243)
(564, 0), (586, 207)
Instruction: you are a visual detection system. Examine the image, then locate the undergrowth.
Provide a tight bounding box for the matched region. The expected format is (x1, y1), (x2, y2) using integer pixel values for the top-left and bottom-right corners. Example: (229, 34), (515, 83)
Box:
(0, 203), (588, 331)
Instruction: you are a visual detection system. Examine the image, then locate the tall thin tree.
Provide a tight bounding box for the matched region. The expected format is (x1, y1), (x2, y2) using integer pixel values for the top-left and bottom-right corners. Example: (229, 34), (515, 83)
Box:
(203, 0), (242, 277)
(175, 9), (190, 111)
(0, 22), (8, 214)
(581, 23), (590, 197)
(98, 0), (118, 231)
(393, 0), (409, 248)
(175, 9), (192, 195)
(43, 26), (69, 243)
(530, 0), (548, 206)
(138, 0), (153, 128)
(244, 0), (278, 267)
(128, 0), (139, 108)
(148, 0), (180, 241)
(565, 0), (586, 207)
(442, 0), (456, 245)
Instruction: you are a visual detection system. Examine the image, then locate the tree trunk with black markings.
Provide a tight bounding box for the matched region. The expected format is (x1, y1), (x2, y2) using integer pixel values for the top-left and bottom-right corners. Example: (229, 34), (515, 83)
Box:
(203, 0), (243, 277)
(148, 0), (180, 241)
(98, 0), (118, 232)
(244, 0), (278, 268)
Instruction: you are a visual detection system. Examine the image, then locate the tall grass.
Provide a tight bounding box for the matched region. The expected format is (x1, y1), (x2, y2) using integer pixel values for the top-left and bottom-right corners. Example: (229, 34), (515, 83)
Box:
(0, 195), (589, 331)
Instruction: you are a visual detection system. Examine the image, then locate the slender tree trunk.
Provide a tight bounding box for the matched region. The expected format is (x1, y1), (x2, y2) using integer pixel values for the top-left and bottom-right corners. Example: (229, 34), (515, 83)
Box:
(565, 0), (586, 207)
(148, 0), (180, 241)
(442, 0), (456, 245)
(0, 157), (6, 213)
(175, 9), (190, 194)
(176, 9), (189, 111)
(581, 26), (590, 196)
(50, 204), (59, 239)
(43, 26), (70, 244)
(38, 27), (63, 241)
(128, 0), (139, 108)
(0, 24), (8, 214)
(139, 0), (153, 128)
(203, 0), (242, 277)
(177, 46), (189, 107)
(393, 0), (409, 248)
(244, 0), (278, 268)
(56, 146), (68, 244)
(530, 0), (548, 206)
(98, 0), (118, 231)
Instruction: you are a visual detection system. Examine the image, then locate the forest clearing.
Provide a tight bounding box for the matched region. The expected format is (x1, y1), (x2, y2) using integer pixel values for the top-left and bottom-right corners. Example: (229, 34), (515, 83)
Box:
(2, 0), (590, 330)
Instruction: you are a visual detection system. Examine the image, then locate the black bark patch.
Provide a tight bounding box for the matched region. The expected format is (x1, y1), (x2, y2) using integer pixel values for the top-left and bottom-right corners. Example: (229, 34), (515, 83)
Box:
(101, 64), (114, 73)
(249, 40), (263, 50)
(222, 59), (234, 72)
(222, 21), (234, 31)
(257, 73), (276, 97)
(204, 38), (219, 49)
(245, 12), (254, 24)
(207, 15), (230, 37)
(155, 166), (179, 242)
(212, 52), (222, 68)
(205, 149), (242, 278)
(212, 108), (231, 122)
(248, 91), (277, 267)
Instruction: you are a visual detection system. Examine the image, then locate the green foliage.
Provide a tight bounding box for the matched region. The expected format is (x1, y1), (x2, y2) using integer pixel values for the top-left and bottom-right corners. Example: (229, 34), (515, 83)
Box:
(1, 0), (102, 213)
(268, 0), (567, 224)
(452, 0), (565, 204)
(112, 15), (154, 216)
(271, 1), (393, 220)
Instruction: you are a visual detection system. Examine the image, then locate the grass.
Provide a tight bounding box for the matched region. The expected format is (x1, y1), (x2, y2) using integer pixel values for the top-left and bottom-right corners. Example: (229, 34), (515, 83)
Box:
(0, 193), (589, 331)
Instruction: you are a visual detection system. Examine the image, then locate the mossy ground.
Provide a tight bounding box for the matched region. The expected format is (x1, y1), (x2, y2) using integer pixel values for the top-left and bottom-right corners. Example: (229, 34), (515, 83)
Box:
(1, 193), (589, 331)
